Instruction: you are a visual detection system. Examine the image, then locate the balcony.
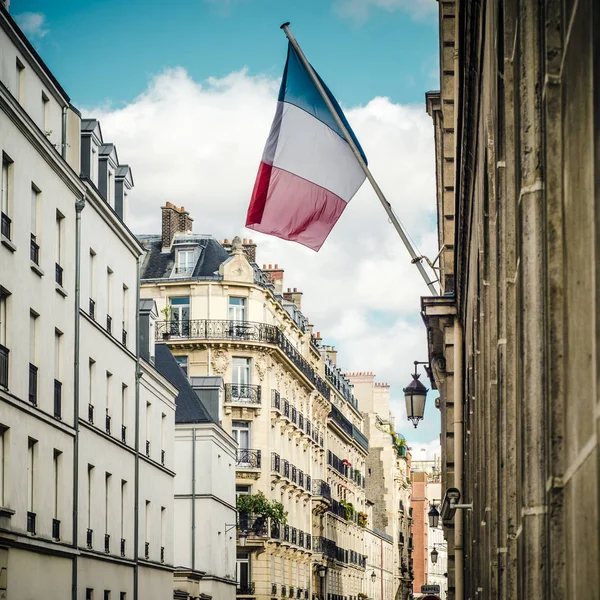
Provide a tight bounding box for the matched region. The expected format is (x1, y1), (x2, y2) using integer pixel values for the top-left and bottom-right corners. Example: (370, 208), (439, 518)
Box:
(283, 398), (290, 418)
(291, 527), (297, 545)
(88, 403), (94, 424)
(298, 412), (304, 430)
(104, 533), (110, 553)
(298, 530), (305, 547)
(312, 479), (331, 500)
(270, 520), (280, 539)
(161, 449), (166, 466)
(271, 389), (281, 410)
(145, 542), (150, 559)
(121, 425), (127, 444)
(236, 582), (255, 595)
(155, 319), (330, 400)
(87, 528), (93, 548)
(54, 379), (62, 419)
(271, 452), (280, 473)
(352, 424), (369, 451)
(291, 406), (297, 425)
(306, 533), (311, 550)
(106, 314), (112, 335)
(122, 328), (128, 346)
(89, 298), (95, 320)
(312, 536), (336, 559)
(225, 383), (261, 405)
(236, 448), (261, 469)
(298, 470), (304, 488)
(55, 263), (63, 287)
(271, 584), (277, 596)
(146, 440), (150, 457)
(161, 545), (165, 563)
(306, 475), (311, 492)
(283, 525), (290, 542)
(1, 212), (11, 239)
(28, 363), (38, 405)
(0, 344), (7, 388)
(120, 538), (126, 557)
(239, 513), (268, 537)
(283, 459), (290, 479)
(329, 405), (353, 438)
(30, 235), (39, 265)
(291, 465), (297, 484)
(105, 411), (111, 435)
(52, 518), (60, 540)
(329, 499), (347, 520)
(27, 511), (36, 534)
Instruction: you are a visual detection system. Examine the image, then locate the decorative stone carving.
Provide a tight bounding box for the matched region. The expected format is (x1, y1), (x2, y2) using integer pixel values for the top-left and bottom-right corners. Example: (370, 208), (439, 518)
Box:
(211, 349), (229, 375)
(255, 353), (267, 381)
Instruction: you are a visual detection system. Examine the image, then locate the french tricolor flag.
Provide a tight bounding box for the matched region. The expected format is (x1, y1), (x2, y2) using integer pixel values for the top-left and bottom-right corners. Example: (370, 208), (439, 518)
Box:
(246, 42), (367, 251)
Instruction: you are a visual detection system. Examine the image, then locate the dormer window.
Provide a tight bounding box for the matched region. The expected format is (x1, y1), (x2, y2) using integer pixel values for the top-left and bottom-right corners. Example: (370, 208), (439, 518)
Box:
(176, 250), (195, 275)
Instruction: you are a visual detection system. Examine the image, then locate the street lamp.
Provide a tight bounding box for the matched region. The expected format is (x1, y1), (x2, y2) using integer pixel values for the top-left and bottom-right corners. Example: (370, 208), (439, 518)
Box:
(428, 505), (440, 528)
(431, 547), (439, 564)
(239, 530), (248, 547)
(371, 571), (376, 583)
(318, 565), (327, 578)
(403, 361), (429, 428)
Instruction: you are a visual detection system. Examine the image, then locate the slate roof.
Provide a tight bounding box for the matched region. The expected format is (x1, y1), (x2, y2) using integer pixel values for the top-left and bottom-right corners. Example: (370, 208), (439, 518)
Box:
(154, 343), (215, 424)
(138, 234), (229, 281)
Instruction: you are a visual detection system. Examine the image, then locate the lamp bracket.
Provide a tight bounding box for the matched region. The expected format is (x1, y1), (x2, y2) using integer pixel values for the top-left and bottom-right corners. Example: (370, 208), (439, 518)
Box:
(225, 523), (237, 534)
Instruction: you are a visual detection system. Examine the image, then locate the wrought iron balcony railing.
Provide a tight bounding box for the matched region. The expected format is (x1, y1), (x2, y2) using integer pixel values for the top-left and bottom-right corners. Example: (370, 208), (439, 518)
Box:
(239, 513), (269, 537)
(145, 542), (150, 559)
(89, 298), (95, 320)
(271, 389), (281, 410)
(0, 343), (7, 389)
(161, 449), (166, 466)
(29, 363), (38, 405)
(105, 533), (110, 553)
(55, 263), (63, 286)
(291, 406), (297, 424)
(298, 530), (305, 547)
(88, 403), (94, 424)
(106, 314), (112, 335)
(1, 212), (11, 239)
(306, 475), (312, 492)
(121, 425), (127, 444)
(312, 479), (331, 500)
(155, 319), (330, 400)
(270, 520), (280, 540)
(54, 379), (62, 419)
(291, 465), (297, 484)
(236, 448), (261, 469)
(352, 424), (369, 451)
(312, 536), (337, 558)
(283, 459), (290, 478)
(30, 235), (39, 265)
(225, 383), (262, 404)
(146, 440), (150, 457)
(122, 328), (127, 346)
(161, 545), (165, 563)
(120, 538), (126, 557)
(236, 582), (255, 595)
(283, 525), (290, 542)
(105, 412), (111, 435)
(306, 533), (311, 550)
(329, 405), (353, 438)
(291, 527), (297, 545)
(271, 452), (280, 473)
(87, 528), (93, 548)
(298, 412), (304, 430)
(283, 399), (290, 418)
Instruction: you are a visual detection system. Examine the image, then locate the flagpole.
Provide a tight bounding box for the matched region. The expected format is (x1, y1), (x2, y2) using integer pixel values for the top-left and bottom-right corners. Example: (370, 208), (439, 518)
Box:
(280, 22), (440, 296)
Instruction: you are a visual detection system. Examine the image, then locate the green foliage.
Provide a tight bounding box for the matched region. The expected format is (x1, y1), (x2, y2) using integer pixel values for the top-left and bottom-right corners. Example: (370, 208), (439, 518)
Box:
(340, 500), (355, 521)
(358, 593), (368, 599)
(357, 511), (368, 527)
(236, 492), (288, 525)
(160, 305), (172, 321)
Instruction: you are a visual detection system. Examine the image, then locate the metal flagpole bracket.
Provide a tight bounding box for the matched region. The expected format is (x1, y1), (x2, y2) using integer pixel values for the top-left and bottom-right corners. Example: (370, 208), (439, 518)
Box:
(279, 23), (440, 296)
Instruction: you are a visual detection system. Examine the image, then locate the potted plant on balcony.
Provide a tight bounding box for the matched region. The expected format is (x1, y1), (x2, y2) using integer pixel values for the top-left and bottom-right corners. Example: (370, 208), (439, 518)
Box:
(236, 492), (288, 538)
(357, 512), (368, 527)
(340, 500), (355, 521)
(160, 305), (172, 339)
(358, 593), (368, 599)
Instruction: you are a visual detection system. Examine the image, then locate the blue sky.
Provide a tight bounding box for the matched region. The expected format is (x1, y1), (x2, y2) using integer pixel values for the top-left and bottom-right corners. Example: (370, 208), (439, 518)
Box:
(12, 0), (438, 109)
(11, 0), (441, 447)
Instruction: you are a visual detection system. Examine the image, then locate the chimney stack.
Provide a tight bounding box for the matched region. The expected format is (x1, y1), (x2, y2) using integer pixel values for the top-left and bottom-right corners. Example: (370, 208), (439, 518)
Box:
(283, 286), (303, 310)
(263, 264), (285, 295)
(161, 202), (193, 250)
(221, 237), (257, 262)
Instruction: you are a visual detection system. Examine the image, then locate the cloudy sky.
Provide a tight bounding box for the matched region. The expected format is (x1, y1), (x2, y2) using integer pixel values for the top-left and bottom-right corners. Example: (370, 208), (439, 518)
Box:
(12, 0), (442, 455)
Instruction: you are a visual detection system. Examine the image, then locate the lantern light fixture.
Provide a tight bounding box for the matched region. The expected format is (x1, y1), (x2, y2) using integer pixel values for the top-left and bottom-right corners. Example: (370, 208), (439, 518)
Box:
(403, 361), (429, 428)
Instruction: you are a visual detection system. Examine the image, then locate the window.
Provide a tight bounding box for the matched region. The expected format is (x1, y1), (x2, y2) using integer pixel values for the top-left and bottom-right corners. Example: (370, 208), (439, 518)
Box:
(55, 211), (64, 285)
(107, 268), (113, 333)
(176, 250), (194, 274)
(122, 285), (128, 343)
(121, 384), (127, 444)
(42, 92), (50, 133)
(86, 589), (93, 600)
(160, 506), (166, 562)
(146, 402), (151, 457)
(29, 312), (38, 405)
(1, 155), (12, 240)
(0, 426), (7, 506)
(106, 372), (112, 433)
(232, 421), (250, 450)
(15, 58), (24, 103)
(236, 553), (251, 593)
(0, 290), (7, 346)
(232, 357), (251, 386)
(107, 170), (114, 207)
(53, 449), (61, 521)
(145, 500), (150, 558)
(236, 485), (251, 499)
(89, 249), (96, 312)
(169, 297), (190, 335)
(104, 592), (110, 600)
(87, 465), (94, 544)
(175, 355), (188, 376)
(27, 438), (36, 515)
(228, 297), (246, 322)
(105, 473), (111, 540)
(120, 480), (126, 542)
(88, 359), (96, 421)
(30, 186), (40, 265)
(161, 414), (166, 465)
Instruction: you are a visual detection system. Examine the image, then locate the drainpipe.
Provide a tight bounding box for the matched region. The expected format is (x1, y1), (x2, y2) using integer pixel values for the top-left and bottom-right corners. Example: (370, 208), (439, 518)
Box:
(61, 106), (67, 160)
(134, 256), (142, 600)
(207, 284), (211, 375)
(454, 321), (464, 600)
(380, 537), (384, 600)
(192, 428), (197, 570)
(71, 196), (85, 600)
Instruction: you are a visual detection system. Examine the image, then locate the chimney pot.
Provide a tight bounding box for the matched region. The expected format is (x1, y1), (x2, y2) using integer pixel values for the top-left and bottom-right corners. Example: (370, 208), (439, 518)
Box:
(268, 264), (272, 269)
(250, 239), (254, 243)
(275, 264), (278, 269)
(224, 239), (229, 244)
(293, 287), (297, 292)
(243, 238), (247, 244)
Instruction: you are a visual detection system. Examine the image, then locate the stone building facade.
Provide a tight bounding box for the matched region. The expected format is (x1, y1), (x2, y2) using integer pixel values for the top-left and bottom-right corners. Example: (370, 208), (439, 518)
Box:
(139, 206), (371, 599)
(422, 1), (600, 599)
(347, 373), (413, 600)
(0, 6), (176, 599)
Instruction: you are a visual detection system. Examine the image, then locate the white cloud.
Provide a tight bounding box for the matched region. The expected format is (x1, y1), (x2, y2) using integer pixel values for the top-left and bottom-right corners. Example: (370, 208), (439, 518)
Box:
(334, 0), (437, 21)
(14, 12), (48, 39)
(407, 438), (441, 461)
(90, 67), (438, 439)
